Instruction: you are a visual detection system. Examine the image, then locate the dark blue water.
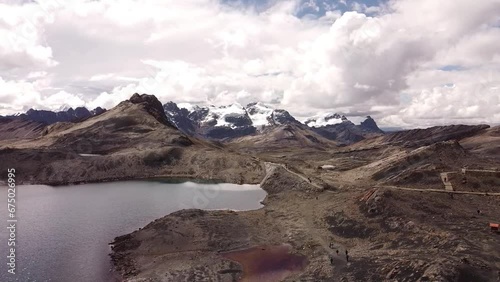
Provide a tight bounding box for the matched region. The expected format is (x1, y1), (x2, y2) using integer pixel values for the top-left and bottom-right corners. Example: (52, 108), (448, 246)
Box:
(0, 181), (266, 282)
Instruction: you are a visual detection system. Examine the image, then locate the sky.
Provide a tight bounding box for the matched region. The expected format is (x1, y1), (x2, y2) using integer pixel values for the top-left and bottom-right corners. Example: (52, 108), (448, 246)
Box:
(0, 0), (499, 128)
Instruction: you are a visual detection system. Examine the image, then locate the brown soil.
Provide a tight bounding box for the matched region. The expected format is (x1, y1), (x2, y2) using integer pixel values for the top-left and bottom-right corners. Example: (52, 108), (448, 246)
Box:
(110, 158), (500, 281)
(221, 244), (308, 282)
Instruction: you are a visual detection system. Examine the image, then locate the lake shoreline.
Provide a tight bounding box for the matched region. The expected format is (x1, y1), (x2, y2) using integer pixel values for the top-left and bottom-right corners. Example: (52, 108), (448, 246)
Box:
(13, 173), (258, 187)
(0, 181), (266, 282)
(109, 165), (322, 281)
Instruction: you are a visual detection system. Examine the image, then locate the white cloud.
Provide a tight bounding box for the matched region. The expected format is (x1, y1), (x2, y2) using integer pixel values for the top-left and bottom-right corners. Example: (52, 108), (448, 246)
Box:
(0, 0), (499, 128)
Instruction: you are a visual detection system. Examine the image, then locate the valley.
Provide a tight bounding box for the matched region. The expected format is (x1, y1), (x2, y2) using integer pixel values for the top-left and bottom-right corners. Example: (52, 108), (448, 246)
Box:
(1, 93), (499, 281)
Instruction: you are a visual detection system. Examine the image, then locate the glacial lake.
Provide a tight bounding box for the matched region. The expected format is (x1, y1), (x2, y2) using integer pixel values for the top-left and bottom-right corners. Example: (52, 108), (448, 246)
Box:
(0, 180), (267, 282)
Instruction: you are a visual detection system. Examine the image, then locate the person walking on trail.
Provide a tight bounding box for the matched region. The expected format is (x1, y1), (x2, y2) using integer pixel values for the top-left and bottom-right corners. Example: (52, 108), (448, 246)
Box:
(330, 257), (334, 265)
(336, 249), (339, 255)
(345, 250), (349, 262)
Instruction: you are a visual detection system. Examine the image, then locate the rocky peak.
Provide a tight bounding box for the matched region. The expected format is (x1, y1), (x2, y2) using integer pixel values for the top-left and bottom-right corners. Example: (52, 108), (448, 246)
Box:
(129, 93), (174, 127)
(73, 107), (91, 118)
(163, 101), (180, 113)
(360, 116), (383, 133)
(91, 107), (106, 116)
(272, 109), (300, 125)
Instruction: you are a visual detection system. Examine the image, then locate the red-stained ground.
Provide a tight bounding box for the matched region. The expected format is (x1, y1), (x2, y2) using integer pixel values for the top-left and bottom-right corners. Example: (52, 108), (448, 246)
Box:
(221, 244), (308, 282)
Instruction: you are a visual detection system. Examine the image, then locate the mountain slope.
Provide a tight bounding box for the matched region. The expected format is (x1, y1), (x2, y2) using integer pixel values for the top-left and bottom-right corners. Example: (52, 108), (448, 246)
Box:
(460, 125), (500, 157)
(229, 123), (338, 152)
(0, 94), (265, 185)
(0, 117), (46, 141)
(345, 124), (491, 151)
(381, 124), (490, 146)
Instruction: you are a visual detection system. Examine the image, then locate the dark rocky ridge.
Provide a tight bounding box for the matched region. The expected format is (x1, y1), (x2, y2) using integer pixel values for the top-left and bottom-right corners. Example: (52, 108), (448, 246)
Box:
(382, 124), (490, 147)
(272, 109), (301, 125)
(14, 106), (106, 125)
(360, 116), (384, 133)
(162, 102), (197, 135)
(128, 93), (175, 128)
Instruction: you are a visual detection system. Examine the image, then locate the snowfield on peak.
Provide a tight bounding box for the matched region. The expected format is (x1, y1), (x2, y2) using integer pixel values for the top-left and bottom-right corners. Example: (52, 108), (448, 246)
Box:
(202, 103), (248, 129)
(304, 113), (346, 127)
(246, 102), (275, 127)
(163, 100), (383, 143)
(177, 103), (197, 112)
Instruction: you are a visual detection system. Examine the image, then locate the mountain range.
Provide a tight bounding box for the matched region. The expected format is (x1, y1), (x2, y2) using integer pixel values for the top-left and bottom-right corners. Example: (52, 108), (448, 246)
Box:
(2, 101), (384, 145)
(163, 101), (383, 144)
(12, 107), (106, 124)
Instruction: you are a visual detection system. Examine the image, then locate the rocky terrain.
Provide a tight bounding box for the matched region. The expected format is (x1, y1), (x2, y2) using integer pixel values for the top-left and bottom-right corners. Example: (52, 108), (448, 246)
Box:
(108, 97), (500, 281)
(1, 94), (500, 281)
(461, 126), (500, 156)
(111, 160), (500, 282)
(355, 124), (491, 149)
(0, 94), (264, 185)
(0, 116), (46, 141)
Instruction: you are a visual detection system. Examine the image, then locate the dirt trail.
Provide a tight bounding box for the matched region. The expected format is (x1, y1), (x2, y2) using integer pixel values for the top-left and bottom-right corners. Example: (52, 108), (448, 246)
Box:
(464, 169), (499, 173)
(260, 162), (277, 185)
(263, 162), (323, 190)
(378, 185), (500, 196)
(439, 168), (499, 192)
(260, 162), (348, 270)
(440, 172), (454, 191)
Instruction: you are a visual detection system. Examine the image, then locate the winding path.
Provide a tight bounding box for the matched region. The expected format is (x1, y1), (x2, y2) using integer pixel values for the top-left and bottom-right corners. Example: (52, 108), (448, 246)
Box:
(261, 162), (323, 190)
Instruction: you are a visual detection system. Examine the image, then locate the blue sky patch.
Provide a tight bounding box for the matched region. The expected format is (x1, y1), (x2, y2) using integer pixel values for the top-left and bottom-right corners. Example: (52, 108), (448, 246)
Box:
(221, 0), (387, 18)
(439, 65), (466, 72)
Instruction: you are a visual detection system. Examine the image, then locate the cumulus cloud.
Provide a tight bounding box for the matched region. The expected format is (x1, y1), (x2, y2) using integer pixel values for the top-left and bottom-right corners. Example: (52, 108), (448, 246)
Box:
(0, 0), (499, 128)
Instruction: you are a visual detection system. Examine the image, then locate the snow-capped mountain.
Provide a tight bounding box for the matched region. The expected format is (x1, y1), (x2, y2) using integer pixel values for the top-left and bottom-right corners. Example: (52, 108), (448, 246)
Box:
(163, 101), (300, 139)
(305, 114), (384, 145)
(202, 103), (253, 129)
(246, 102), (300, 128)
(304, 113), (349, 127)
(163, 101), (384, 143)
